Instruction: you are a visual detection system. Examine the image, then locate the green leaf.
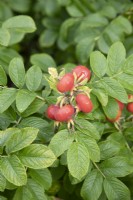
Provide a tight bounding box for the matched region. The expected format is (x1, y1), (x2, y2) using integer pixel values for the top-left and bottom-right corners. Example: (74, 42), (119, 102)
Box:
(0, 172), (6, 192)
(49, 129), (74, 157)
(0, 48), (20, 73)
(0, 28), (10, 46)
(102, 97), (119, 119)
(76, 37), (95, 63)
(0, 155), (27, 186)
(4, 30), (24, 46)
(43, 0), (60, 16)
(18, 144), (56, 169)
(100, 156), (133, 177)
(66, 3), (84, 17)
(97, 16), (132, 54)
(26, 66), (42, 92)
(0, 195), (7, 200)
(101, 77), (128, 103)
(30, 53), (56, 72)
(39, 29), (57, 48)
(0, 196), (7, 200)
(82, 13), (108, 28)
(75, 119), (100, 140)
(104, 177), (130, 200)
(2, 15), (36, 33)
(77, 133), (100, 162)
(100, 5), (117, 19)
(123, 54), (133, 75)
(93, 88), (108, 106)
(99, 140), (121, 160)
(5, 180), (17, 190)
(13, 186), (33, 200)
(8, 0), (31, 13)
(81, 170), (103, 200)
(117, 73), (133, 91)
(0, 88), (17, 113)
(0, 128), (19, 147)
(9, 57), (25, 88)
(27, 179), (47, 200)
(5, 127), (38, 154)
(0, 65), (7, 86)
(107, 42), (126, 75)
(21, 98), (45, 117)
(90, 51), (107, 77)
(29, 168), (52, 190)
(67, 142), (90, 180)
(16, 90), (36, 113)
(20, 117), (49, 130)
(115, 16), (132, 34)
(107, 132), (125, 146)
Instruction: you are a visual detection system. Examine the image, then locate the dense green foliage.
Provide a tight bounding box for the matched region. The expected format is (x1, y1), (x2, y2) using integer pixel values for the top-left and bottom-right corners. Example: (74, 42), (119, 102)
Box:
(0, 0), (133, 199)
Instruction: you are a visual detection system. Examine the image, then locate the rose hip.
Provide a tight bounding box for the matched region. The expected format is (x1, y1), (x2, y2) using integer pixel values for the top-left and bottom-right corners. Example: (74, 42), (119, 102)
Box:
(57, 73), (74, 93)
(72, 65), (91, 82)
(46, 105), (59, 120)
(54, 105), (74, 122)
(76, 93), (93, 113)
(127, 103), (133, 113)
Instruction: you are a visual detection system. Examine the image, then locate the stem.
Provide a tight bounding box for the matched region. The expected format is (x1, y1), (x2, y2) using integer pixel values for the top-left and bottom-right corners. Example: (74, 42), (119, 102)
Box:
(93, 161), (106, 179)
(114, 122), (121, 131)
(0, 86), (7, 89)
(125, 141), (131, 151)
(36, 95), (45, 101)
(13, 117), (22, 127)
(126, 114), (133, 121)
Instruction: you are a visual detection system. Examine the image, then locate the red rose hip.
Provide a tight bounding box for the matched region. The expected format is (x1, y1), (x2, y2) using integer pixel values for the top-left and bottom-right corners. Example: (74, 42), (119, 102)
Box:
(127, 103), (133, 113)
(46, 105), (59, 120)
(72, 65), (91, 82)
(76, 93), (93, 113)
(54, 105), (74, 122)
(57, 73), (74, 93)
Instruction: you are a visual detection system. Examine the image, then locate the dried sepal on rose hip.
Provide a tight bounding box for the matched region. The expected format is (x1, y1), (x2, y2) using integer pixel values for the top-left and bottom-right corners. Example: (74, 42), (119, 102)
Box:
(76, 93), (93, 113)
(54, 105), (75, 122)
(72, 65), (91, 82)
(127, 94), (133, 103)
(57, 73), (74, 93)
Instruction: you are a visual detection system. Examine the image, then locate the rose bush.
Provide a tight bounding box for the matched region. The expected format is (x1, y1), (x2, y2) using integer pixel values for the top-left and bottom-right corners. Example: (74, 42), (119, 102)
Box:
(0, 0), (133, 200)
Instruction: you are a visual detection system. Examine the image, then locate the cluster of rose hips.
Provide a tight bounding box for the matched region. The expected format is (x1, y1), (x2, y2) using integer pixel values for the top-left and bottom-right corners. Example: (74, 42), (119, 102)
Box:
(46, 66), (93, 124)
(107, 95), (133, 123)
(46, 65), (133, 125)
